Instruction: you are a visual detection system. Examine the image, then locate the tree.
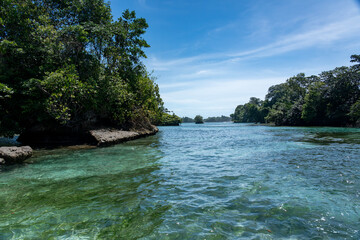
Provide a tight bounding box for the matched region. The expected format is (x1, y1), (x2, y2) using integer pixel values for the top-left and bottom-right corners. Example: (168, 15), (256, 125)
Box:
(182, 117), (194, 123)
(194, 115), (204, 124)
(0, 1), (167, 136)
(231, 97), (265, 123)
(348, 99), (360, 125)
(232, 54), (360, 127)
(204, 115), (231, 122)
(157, 113), (181, 126)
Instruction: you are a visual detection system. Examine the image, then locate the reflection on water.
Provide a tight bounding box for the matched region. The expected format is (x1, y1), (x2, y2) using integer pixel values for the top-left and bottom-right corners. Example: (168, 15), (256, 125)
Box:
(1, 123), (360, 239)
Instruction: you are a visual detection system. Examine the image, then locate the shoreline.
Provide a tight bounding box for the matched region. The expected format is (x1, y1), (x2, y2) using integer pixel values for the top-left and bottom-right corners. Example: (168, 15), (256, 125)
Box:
(0, 127), (158, 165)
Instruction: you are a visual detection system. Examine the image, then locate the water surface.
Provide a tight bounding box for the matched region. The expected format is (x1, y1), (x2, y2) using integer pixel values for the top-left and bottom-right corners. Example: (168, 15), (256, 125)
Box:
(1, 123), (360, 239)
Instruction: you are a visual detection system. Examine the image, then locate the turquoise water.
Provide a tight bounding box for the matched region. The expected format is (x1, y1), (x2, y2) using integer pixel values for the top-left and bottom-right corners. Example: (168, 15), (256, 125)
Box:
(1, 123), (360, 239)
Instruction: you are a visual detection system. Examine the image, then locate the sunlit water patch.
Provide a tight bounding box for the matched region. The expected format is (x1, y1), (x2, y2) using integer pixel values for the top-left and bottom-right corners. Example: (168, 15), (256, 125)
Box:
(1, 123), (359, 239)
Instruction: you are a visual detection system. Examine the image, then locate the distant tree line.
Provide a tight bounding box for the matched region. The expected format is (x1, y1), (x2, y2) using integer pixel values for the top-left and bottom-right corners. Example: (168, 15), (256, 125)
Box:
(204, 115), (231, 122)
(181, 117), (194, 123)
(181, 115), (231, 123)
(231, 55), (360, 127)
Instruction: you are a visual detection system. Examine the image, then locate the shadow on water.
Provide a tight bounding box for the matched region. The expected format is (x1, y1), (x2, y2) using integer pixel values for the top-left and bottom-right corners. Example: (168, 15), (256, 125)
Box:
(0, 135), (171, 239)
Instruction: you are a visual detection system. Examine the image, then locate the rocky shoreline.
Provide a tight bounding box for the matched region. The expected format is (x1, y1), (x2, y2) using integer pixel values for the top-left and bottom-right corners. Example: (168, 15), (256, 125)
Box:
(0, 125), (158, 165)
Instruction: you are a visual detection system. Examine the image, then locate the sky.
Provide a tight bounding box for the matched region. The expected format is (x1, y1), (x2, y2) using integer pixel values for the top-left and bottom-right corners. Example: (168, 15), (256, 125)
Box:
(109, 0), (360, 118)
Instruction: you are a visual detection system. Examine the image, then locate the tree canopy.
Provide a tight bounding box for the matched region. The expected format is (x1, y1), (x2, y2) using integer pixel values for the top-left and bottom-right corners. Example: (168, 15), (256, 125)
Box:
(204, 115), (231, 122)
(231, 55), (360, 127)
(0, 0), (167, 136)
(194, 115), (204, 124)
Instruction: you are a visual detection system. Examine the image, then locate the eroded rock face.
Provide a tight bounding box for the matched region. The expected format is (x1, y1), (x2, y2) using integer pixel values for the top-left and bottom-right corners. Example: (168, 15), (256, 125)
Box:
(89, 129), (139, 146)
(0, 146), (33, 164)
(89, 125), (158, 146)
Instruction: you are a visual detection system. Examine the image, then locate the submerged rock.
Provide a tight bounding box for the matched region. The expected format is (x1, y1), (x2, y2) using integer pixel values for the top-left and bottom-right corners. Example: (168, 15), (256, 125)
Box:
(0, 146), (33, 164)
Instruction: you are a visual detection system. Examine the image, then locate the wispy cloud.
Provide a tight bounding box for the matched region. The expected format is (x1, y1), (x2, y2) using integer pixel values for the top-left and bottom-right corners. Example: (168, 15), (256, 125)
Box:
(160, 78), (284, 117)
(143, 0), (360, 117)
(149, 15), (360, 70)
(232, 16), (360, 59)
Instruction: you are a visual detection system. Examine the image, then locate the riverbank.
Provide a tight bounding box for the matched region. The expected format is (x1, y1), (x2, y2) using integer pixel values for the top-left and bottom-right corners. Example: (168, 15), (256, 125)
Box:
(0, 125), (158, 165)
(16, 121), (159, 148)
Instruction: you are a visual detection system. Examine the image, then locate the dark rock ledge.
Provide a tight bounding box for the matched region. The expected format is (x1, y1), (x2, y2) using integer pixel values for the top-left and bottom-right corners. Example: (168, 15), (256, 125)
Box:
(0, 120), (158, 165)
(0, 146), (33, 165)
(17, 124), (159, 148)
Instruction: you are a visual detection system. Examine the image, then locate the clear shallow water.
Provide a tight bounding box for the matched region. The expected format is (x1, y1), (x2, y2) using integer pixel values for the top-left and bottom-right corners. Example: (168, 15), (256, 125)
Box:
(1, 123), (360, 239)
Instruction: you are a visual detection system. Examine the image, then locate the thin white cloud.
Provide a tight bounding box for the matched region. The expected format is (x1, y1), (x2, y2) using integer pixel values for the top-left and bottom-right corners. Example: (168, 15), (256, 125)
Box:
(234, 16), (360, 59)
(148, 15), (360, 69)
(160, 78), (284, 117)
(145, 1), (360, 117)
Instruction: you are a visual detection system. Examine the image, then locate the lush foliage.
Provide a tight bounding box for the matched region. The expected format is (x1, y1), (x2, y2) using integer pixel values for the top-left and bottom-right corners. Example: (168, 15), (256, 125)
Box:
(204, 115), (231, 122)
(182, 115), (231, 123)
(194, 115), (204, 124)
(0, 0), (165, 136)
(231, 97), (267, 123)
(231, 55), (360, 126)
(156, 113), (182, 126)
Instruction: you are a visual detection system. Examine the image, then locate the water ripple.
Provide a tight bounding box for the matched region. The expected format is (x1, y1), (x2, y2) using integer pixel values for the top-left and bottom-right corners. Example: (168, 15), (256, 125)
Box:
(1, 123), (360, 239)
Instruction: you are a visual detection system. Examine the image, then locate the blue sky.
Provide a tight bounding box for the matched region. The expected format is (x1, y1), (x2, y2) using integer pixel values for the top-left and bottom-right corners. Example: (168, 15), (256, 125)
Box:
(109, 0), (360, 118)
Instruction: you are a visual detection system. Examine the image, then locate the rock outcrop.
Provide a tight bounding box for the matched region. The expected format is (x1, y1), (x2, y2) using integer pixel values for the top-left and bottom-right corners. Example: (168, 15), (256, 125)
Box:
(0, 146), (33, 165)
(89, 128), (152, 147)
(17, 119), (159, 148)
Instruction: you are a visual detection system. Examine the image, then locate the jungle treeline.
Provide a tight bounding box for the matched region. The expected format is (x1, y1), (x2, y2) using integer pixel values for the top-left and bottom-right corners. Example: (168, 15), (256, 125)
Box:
(182, 115), (231, 123)
(0, 0), (170, 137)
(231, 55), (360, 127)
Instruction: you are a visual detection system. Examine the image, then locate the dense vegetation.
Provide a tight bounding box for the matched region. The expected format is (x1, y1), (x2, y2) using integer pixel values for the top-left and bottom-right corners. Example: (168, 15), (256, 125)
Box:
(194, 115), (204, 124)
(0, 0), (169, 137)
(231, 55), (360, 127)
(156, 113), (182, 126)
(182, 115), (231, 123)
(205, 115), (231, 122)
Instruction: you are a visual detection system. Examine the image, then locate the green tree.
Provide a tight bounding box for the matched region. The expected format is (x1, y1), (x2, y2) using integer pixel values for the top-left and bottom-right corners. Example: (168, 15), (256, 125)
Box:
(348, 99), (360, 125)
(194, 115), (204, 124)
(232, 55), (360, 127)
(204, 115), (231, 122)
(157, 113), (182, 126)
(0, 0), (167, 136)
(232, 97), (265, 123)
